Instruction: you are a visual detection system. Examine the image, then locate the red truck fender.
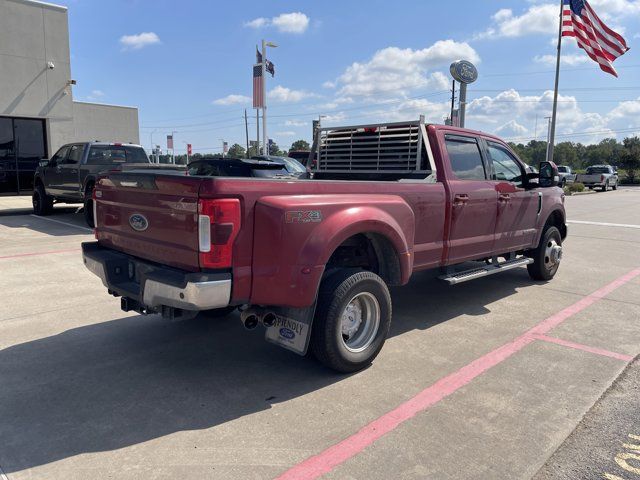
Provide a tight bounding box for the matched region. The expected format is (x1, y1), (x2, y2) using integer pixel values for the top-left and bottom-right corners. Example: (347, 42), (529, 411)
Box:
(251, 194), (415, 307)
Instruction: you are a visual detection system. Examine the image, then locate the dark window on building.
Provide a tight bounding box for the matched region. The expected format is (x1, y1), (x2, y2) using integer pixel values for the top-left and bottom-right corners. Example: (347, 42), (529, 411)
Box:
(445, 135), (486, 180)
(0, 117), (47, 195)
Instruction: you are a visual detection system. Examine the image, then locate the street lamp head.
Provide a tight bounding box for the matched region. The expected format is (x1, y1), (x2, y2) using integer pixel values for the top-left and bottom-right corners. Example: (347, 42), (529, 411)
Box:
(266, 41), (278, 48)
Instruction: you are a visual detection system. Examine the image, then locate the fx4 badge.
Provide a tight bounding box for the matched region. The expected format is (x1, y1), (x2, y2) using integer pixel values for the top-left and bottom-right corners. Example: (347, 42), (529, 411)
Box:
(285, 210), (322, 224)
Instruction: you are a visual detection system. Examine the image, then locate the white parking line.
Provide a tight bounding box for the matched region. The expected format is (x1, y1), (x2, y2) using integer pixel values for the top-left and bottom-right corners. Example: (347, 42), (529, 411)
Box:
(0, 464), (9, 480)
(567, 220), (640, 230)
(29, 214), (93, 233)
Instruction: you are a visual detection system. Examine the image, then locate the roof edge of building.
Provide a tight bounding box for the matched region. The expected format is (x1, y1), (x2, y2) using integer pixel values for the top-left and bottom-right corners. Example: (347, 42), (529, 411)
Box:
(10, 0), (68, 12)
(74, 100), (139, 111)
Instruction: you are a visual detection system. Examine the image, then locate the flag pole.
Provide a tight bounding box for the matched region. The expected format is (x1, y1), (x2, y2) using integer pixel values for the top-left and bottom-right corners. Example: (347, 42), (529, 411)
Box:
(261, 39), (267, 155)
(547, 0), (564, 163)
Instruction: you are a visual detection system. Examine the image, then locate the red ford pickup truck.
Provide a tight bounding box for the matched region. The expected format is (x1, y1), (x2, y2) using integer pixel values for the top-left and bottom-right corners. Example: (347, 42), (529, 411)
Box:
(82, 119), (566, 372)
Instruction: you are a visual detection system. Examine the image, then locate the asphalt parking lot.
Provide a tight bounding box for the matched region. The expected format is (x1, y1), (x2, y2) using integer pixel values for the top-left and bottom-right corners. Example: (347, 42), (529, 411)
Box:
(1, 188), (639, 480)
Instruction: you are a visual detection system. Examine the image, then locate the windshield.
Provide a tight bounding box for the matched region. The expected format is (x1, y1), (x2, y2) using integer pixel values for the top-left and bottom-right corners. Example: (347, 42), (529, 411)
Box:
(281, 157), (307, 173)
(586, 166), (610, 174)
(557, 166), (568, 173)
(87, 145), (149, 165)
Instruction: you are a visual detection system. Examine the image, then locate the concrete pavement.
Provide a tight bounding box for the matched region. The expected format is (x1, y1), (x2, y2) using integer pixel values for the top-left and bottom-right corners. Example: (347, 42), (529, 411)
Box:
(0, 188), (639, 479)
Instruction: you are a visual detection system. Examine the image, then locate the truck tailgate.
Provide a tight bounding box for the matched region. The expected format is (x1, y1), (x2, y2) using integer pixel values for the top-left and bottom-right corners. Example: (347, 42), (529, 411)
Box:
(95, 172), (203, 271)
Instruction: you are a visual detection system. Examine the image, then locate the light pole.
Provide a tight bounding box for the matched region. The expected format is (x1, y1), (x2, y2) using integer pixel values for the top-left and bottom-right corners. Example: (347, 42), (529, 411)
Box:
(171, 131), (177, 164)
(183, 141), (190, 164)
(149, 129), (158, 163)
(219, 138), (225, 158)
(261, 39), (277, 155)
(545, 116), (552, 162)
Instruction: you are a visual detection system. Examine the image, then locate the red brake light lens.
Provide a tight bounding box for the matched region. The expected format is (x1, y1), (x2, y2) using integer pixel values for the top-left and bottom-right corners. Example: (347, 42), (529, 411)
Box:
(198, 199), (241, 269)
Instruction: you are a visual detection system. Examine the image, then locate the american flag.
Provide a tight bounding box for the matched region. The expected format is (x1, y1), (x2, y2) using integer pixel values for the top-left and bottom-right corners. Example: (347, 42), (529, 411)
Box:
(166, 134), (173, 150)
(562, 0), (629, 77)
(253, 64), (264, 108)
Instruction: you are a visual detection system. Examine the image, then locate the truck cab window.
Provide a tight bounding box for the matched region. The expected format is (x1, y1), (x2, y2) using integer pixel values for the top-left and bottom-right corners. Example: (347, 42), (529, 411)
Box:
(486, 142), (524, 187)
(445, 136), (486, 180)
(50, 146), (70, 166)
(66, 145), (83, 164)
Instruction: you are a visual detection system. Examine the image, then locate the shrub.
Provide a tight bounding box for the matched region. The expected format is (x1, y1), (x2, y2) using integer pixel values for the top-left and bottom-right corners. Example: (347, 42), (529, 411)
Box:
(564, 182), (585, 195)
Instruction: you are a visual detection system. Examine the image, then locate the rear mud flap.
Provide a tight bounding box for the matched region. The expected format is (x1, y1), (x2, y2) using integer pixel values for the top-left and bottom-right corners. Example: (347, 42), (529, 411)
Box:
(264, 305), (316, 356)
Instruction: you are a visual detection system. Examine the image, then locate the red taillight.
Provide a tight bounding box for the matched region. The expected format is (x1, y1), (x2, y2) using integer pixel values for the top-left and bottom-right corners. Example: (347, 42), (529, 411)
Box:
(198, 199), (241, 269)
(601, 175), (605, 182)
(92, 188), (98, 239)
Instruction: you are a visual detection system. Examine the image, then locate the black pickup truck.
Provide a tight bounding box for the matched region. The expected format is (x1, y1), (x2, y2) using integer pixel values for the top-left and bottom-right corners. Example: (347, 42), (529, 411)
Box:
(33, 142), (183, 226)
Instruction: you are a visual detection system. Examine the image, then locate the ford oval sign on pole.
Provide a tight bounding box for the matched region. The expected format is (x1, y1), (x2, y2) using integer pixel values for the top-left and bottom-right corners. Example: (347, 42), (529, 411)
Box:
(449, 60), (478, 128)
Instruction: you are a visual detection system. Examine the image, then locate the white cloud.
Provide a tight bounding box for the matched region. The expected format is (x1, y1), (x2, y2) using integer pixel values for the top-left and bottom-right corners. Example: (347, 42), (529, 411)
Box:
(477, 4), (557, 39)
(496, 120), (529, 137)
(607, 97), (640, 120)
(212, 94), (251, 106)
(534, 53), (589, 66)
(244, 17), (268, 29)
(86, 89), (105, 101)
(480, 1), (637, 39)
(465, 89), (640, 144)
(119, 32), (161, 50)
(272, 12), (310, 33)
(335, 40), (480, 96)
(322, 81), (337, 89)
(284, 119), (308, 127)
(244, 12), (310, 34)
(268, 85), (317, 102)
(275, 131), (296, 136)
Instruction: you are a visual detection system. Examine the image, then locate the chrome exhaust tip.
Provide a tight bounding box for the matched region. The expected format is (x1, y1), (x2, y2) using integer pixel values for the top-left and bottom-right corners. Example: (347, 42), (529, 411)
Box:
(240, 309), (260, 330)
(262, 311), (277, 327)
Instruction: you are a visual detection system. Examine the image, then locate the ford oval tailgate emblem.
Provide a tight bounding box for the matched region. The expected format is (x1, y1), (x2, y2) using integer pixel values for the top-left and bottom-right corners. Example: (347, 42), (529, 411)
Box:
(129, 213), (149, 231)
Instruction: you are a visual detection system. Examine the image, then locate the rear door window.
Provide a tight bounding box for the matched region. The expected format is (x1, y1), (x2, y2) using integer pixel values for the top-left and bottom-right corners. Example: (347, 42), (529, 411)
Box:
(87, 146), (149, 165)
(444, 135), (487, 180)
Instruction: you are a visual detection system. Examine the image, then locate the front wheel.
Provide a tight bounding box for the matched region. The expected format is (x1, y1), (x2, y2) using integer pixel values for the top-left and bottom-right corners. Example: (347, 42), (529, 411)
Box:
(311, 270), (391, 373)
(32, 184), (53, 216)
(612, 181), (618, 191)
(527, 226), (563, 281)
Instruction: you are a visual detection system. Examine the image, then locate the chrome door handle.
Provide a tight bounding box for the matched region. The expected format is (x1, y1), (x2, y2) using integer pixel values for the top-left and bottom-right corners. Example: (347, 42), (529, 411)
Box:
(454, 194), (469, 205)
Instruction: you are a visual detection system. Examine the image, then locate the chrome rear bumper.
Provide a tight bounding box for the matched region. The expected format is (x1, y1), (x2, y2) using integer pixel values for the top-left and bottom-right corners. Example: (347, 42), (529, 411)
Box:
(82, 242), (231, 311)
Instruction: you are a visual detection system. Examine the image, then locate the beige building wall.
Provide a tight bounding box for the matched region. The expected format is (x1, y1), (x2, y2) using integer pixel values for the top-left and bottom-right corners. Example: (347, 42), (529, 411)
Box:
(0, 0), (139, 155)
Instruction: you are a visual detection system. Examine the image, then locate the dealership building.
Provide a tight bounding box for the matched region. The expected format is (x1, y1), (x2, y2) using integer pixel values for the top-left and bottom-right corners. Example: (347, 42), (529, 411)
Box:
(0, 0), (140, 195)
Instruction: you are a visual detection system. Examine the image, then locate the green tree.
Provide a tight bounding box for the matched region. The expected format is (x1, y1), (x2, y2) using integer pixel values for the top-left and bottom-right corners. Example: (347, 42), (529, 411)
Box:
(620, 136), (640, 183)
(553, 142), (579, 169)
(290, 139), (310, 151)
(226, 143), (246, 158)
(269, 141), (284, 156)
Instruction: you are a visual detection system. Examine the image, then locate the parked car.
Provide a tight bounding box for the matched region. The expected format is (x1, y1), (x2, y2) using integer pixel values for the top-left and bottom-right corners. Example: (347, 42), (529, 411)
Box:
(82, 119), (566, 373)
(250, 155), (308, 177)
(33, 142), (184, 226)
(187, 158), (299, 178)
(557, 166), (576, 186)
(575, 165), (618, 191)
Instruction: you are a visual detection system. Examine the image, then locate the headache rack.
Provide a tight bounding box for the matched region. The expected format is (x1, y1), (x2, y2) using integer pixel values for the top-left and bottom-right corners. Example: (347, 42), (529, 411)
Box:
(312, 116), (436, 179)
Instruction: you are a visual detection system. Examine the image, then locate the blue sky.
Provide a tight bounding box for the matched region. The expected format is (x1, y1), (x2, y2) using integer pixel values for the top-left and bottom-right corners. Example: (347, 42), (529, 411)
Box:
(61, 0), (639, 154)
